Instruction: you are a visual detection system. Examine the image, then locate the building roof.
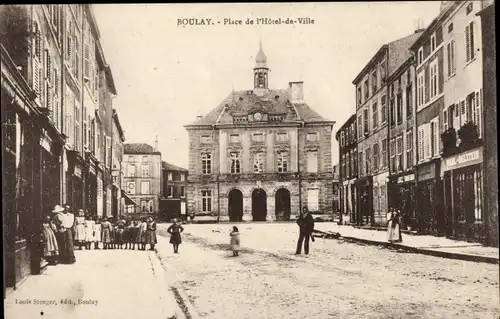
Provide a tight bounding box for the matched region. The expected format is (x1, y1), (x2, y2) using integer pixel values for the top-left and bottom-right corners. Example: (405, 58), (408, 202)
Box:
(185, 89), (332, 127)
(123, 143), (161, 155)
(353, 32), (423, 84)
(410, 2), (460, 51)
(162, 161), (188, 172)
(386, 32), (422, 78)
(335, 114), (357, 140)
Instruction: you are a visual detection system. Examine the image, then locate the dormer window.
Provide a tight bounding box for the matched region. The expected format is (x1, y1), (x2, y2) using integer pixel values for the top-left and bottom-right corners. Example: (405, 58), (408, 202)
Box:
(274, 95), (280, 100)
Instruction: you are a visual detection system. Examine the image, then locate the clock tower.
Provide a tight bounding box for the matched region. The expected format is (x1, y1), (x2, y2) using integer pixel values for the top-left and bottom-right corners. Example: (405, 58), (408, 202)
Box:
(254, 41), (269, 91)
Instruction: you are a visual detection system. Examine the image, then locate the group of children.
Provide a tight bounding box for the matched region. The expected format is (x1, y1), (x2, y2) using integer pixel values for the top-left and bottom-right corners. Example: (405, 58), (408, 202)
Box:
(42, 211), (159, 263)
(75, 215), (158, 250)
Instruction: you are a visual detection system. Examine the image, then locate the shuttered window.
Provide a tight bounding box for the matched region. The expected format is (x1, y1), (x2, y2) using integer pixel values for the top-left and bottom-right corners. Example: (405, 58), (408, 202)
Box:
(465, 22), (475, 63)
(418, 126), (425, 161)
(475, 90), (482, 138)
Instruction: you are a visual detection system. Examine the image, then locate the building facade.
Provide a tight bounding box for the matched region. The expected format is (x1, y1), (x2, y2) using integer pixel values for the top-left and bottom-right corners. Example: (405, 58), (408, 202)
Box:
(1, 4), (124, 293)
(336, 114), (358, 224)
(122, 143), (162, 217)
(159, 162), (188, 221)
(185, 43), (335, 222)
(332, 164), (340, 220)
(111, 109), (125, 218)
(477, 2), (497, 247)
(353, 32), (421, 226)
(387, 56), (418, 228)
(437, 1), (487, 241)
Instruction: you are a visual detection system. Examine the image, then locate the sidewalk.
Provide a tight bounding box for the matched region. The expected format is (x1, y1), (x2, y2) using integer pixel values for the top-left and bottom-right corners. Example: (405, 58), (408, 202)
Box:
(314, 224), (499, 264)
(4, 249), (180, 319)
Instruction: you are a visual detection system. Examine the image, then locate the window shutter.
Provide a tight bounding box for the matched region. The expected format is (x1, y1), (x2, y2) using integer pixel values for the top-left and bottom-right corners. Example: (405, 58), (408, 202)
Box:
(476, 90), (482, 138)
(84, 23), (90, 79)
(465, 24), (471, 62)
(33, 56), (41, 96)
(424, 124), (431, 159)
(470, 22), (475, 60)
(451, 40), (456, 73)
(433, 120), (439, 156)
(446, 41), (453, 76)
(443, 109), (448, 131)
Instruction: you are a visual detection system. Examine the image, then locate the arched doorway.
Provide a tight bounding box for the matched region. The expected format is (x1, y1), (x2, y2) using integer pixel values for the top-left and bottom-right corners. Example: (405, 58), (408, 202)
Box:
(252, 189), (267, 221)
(275, 188), (291, 221)
(228, 189), (243, 222)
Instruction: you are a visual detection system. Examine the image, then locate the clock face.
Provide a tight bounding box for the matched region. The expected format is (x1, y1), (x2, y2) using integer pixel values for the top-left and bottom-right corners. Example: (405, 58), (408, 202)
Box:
(254, 112), (262, 121)
(128, 183), (135, 189)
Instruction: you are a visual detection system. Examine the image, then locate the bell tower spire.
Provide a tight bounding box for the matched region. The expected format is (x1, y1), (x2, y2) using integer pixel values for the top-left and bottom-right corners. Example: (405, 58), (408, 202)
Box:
(254, 41), (269, 89)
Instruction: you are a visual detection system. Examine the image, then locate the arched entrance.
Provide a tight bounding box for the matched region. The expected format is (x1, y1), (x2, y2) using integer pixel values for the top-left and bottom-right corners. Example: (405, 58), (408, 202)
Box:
(252, 189), (267, 221)
(275, 188), (291, 221)
(228, 189), (243, 222)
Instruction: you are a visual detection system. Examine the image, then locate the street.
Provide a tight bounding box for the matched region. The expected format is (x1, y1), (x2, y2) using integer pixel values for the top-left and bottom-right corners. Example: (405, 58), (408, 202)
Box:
(156, 223), (499, 319)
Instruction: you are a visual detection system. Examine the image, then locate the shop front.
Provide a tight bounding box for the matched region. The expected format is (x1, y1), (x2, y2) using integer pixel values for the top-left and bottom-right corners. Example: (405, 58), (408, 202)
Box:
(66, 151), (85, 211)
(441, 147), (485, 243)
(389, 171), (416, 229)
(355, 176), (373, 226)
(85, 153), (98, 216)
(416, 160), (443, 235)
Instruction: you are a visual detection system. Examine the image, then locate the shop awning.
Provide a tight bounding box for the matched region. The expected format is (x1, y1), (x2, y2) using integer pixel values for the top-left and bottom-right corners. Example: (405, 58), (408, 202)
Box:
(121, 190), (138, 206)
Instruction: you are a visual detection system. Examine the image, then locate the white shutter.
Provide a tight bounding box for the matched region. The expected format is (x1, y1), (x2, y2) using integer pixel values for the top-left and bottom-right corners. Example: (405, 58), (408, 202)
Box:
(424, 124), (431, 159)
(476, 90), (482, 138)
(433, 119), (439, 156)
(453, 103), (460, 130)
(443, 109), (448, 131)
(460, 100), (466, 127)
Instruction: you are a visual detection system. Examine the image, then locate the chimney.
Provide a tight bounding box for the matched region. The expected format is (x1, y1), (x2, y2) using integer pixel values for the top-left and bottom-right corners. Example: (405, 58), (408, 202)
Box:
(154, 135), (159, 151)
(288, 81), (304, 103)
(196, 115), (203, 120)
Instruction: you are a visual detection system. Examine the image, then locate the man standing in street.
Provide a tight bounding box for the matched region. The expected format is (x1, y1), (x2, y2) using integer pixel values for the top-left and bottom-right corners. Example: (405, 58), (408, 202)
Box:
(296, 206), (315, 255)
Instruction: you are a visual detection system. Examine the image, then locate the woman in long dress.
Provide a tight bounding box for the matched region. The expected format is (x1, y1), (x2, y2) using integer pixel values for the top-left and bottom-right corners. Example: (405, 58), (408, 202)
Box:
(138, 218), (148, 250)
(230, 226), (241, 257)
(42, 215), (59, 265)
(101, 218), (112, 249)
(84, 214), (95, 250)
(387, 209), (401, 243)
(60, 205), (76, 264)
(167, 219), (184, 254)
(74, 210), (86, 250)
(146, 217), (158, 251)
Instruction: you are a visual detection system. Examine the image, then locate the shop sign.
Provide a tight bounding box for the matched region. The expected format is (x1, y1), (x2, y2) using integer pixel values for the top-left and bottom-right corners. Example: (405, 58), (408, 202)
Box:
(74, 165), (82, 178)
(443, 148), (482, 172)
(397, 174), (415, 184)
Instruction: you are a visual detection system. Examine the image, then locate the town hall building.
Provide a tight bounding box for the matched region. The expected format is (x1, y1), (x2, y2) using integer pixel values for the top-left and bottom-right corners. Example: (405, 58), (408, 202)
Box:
(184, 43), (335, 222)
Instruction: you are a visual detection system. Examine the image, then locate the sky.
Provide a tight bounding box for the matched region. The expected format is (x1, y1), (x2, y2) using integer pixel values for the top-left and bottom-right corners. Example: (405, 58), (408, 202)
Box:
(93, 2), (441, 168)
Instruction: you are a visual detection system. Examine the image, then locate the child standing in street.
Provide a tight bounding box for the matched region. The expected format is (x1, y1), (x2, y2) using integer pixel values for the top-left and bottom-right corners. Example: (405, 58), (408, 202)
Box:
(230, 226), (241, 257)
(42, 215), (59, 265)
(167, 219), (184, 254)
(93, 217), (102, 249)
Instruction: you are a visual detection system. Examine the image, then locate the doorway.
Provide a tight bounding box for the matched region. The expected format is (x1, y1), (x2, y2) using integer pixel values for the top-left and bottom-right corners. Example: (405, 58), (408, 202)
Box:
(252, 189), (267, 221)
(228, 189), (243, 222)
(275, 188), (291, 221)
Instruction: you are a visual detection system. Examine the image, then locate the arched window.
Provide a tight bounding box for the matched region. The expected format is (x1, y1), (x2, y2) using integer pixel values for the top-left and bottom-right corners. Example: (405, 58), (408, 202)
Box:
(149, 200), (153, 213)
